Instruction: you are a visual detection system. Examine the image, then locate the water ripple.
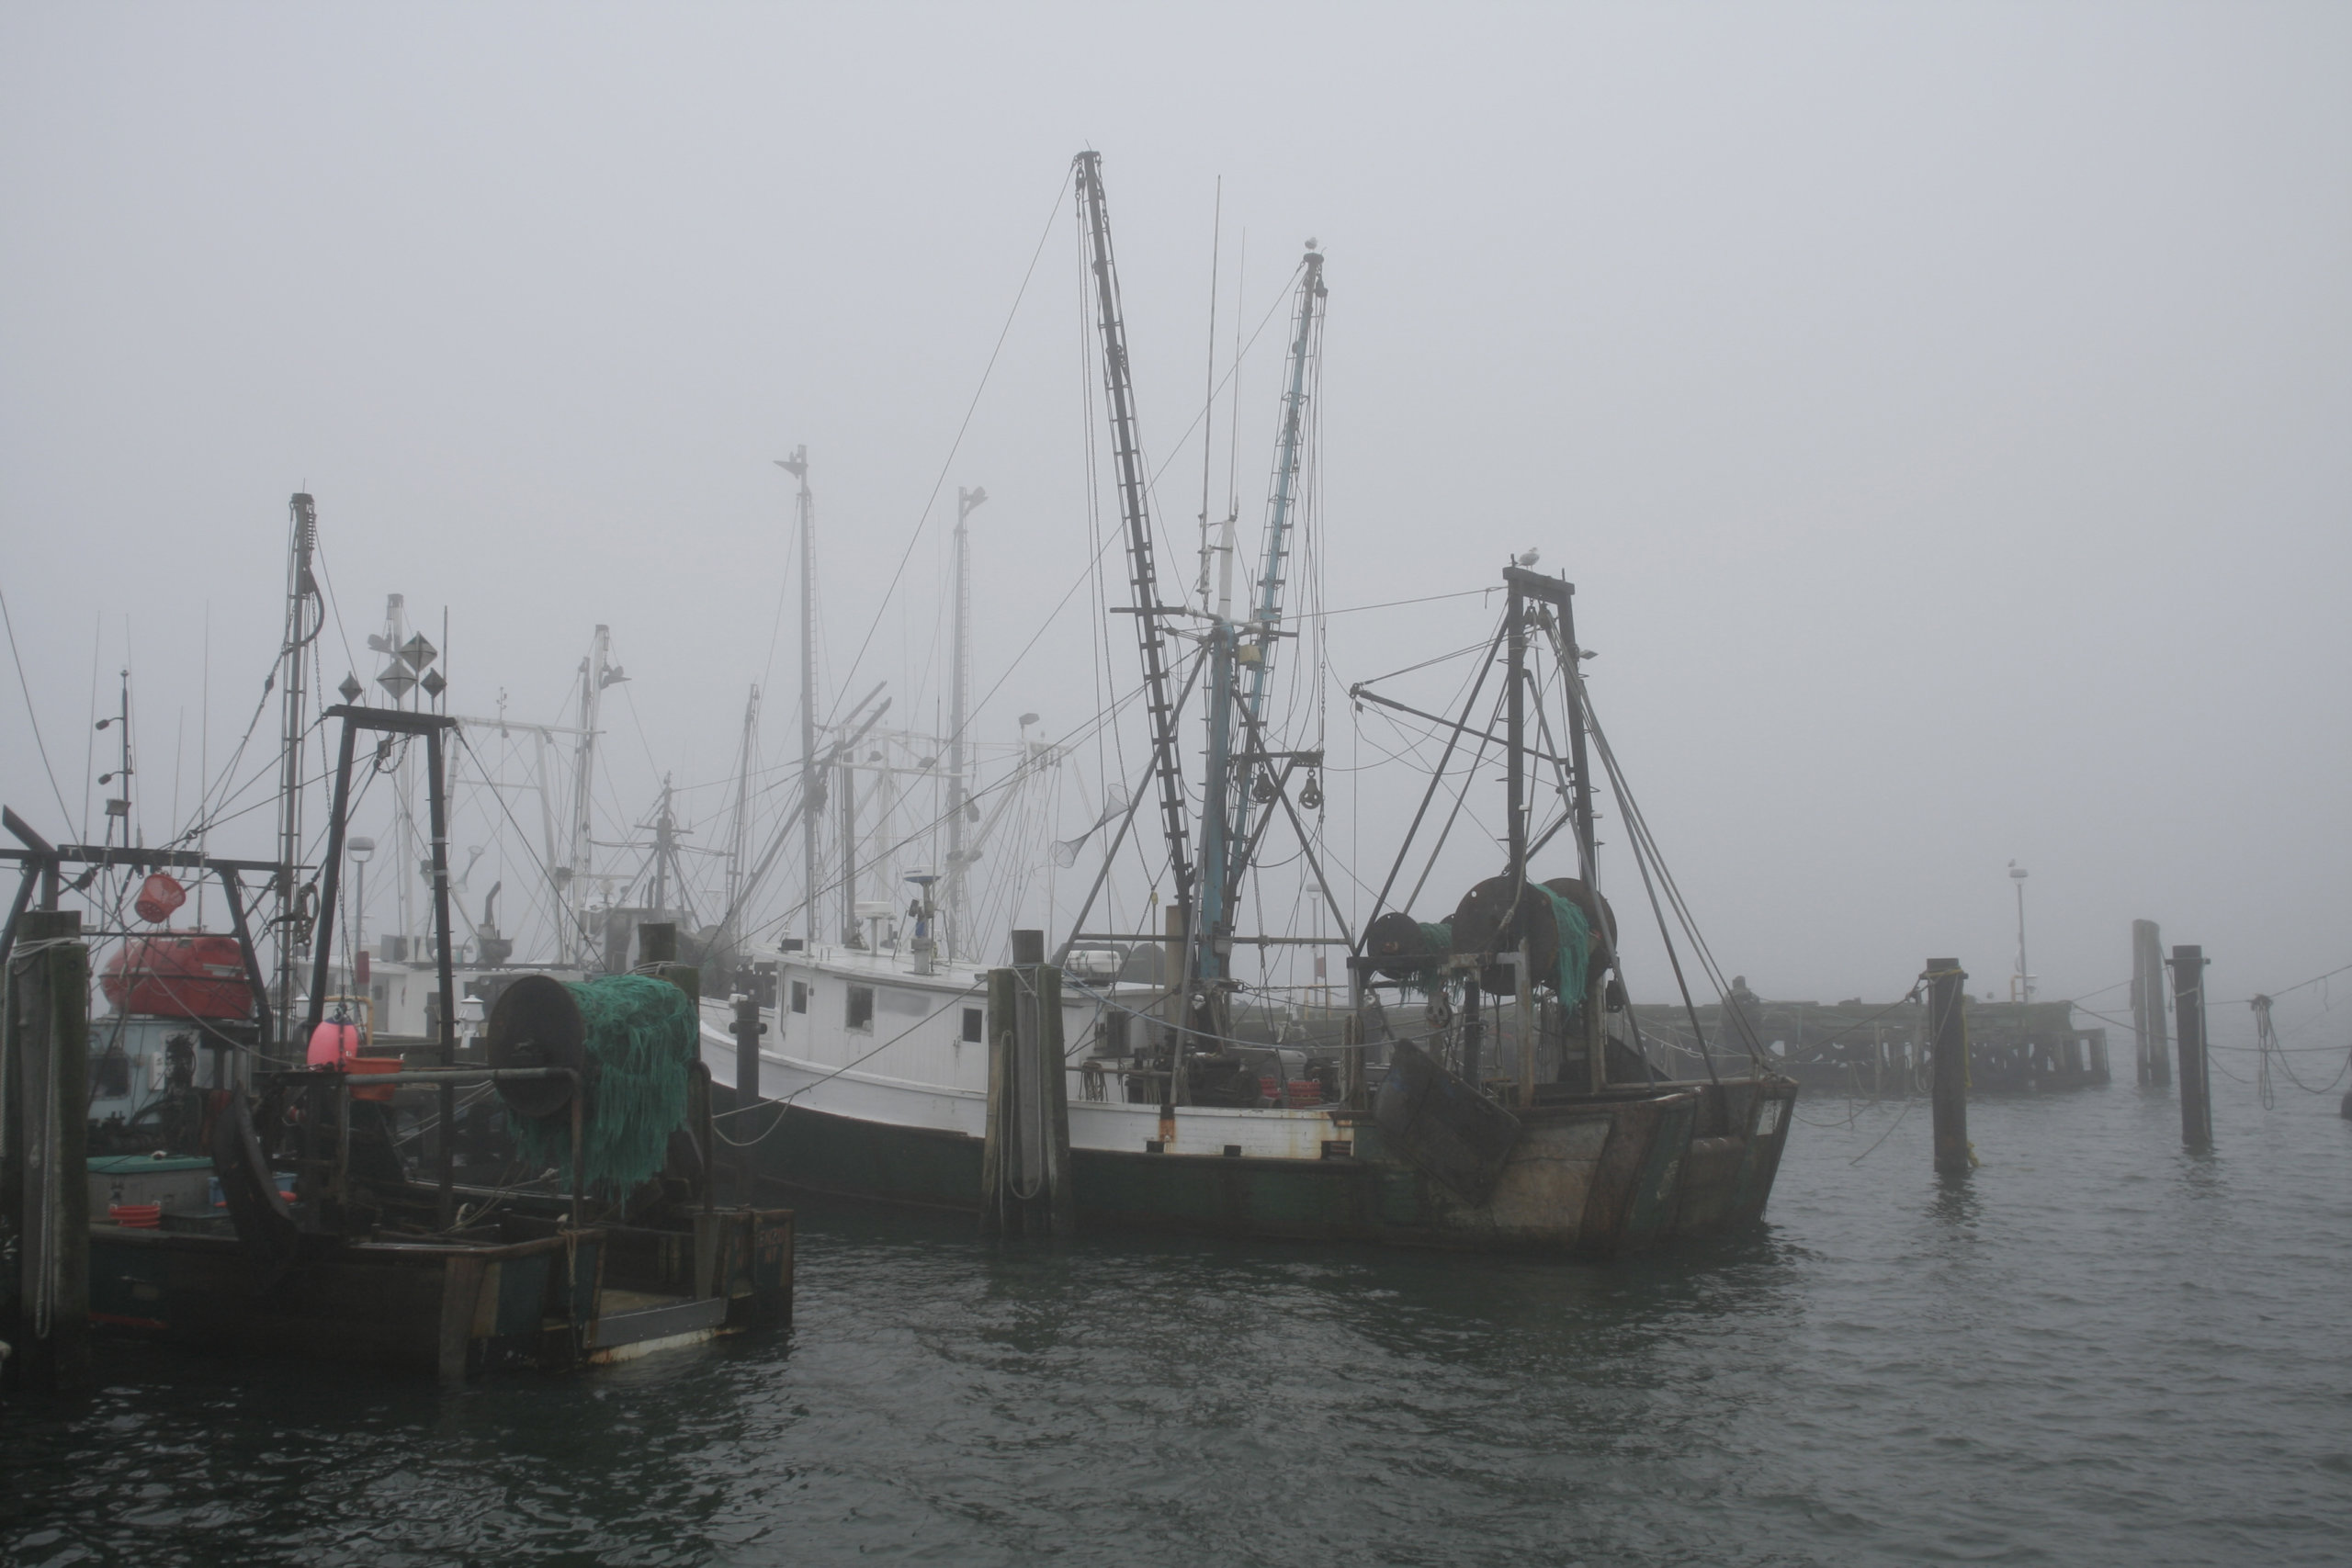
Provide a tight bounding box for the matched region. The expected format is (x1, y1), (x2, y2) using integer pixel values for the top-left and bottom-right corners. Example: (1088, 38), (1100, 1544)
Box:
(6, 1077), (2348, 1565)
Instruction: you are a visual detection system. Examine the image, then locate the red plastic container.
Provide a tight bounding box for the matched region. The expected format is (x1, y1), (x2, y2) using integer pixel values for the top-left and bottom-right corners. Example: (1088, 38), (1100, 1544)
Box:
(345, 1055), (403, 1102)
(108, 1202), (163, 1228)
(1257, 1077), (1327, 1107)
(101, 934), (253, 1019)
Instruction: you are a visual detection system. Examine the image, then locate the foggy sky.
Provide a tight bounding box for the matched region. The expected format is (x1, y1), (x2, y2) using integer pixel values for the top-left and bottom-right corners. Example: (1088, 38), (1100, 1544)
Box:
(4, 4), (2346, 1052)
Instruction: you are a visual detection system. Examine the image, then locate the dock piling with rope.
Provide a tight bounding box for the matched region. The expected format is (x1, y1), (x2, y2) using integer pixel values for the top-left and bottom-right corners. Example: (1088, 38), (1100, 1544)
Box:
(2168, 945), (2213, 1148)
(981, 929), (1073, 1237)
(2131, 920), (2173, 1088)
(1925, 959), (1972, 1178)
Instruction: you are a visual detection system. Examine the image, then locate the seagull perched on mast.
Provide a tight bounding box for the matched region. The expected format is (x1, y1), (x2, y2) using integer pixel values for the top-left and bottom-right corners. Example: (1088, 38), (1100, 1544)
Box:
(1514, 547), (1541, 568)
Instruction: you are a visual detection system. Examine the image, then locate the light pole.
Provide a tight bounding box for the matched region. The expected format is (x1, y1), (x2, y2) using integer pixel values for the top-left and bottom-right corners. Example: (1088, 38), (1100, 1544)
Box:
(350, 837), (376, 964)
(2008, 861), (2031, 1003)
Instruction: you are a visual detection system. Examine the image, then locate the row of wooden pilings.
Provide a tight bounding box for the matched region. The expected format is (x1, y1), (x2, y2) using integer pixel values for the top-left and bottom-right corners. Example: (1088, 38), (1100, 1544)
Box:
(1926, 941), (2216, 1179)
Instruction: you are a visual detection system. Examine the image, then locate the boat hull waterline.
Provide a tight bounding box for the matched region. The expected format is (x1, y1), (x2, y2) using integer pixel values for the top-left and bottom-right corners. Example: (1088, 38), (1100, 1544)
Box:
(701, 1007), (1796, 1257)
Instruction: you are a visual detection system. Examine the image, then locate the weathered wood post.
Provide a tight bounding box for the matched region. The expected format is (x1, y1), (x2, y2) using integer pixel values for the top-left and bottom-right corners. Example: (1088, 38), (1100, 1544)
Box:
(2169, 944), (2212, 1148)
(5, 908), (91, 1391)
(982, 930), (1073, 1236)
(2131, 919), (2171, 1087)
(1925, 958), (1972, 1177)
(731, 992), (766, 1201)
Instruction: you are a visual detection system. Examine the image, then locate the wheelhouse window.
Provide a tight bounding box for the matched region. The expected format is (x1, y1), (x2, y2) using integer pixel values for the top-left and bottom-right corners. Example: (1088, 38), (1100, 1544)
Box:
(962, 1007), (984, 1044)
(845, 985), (874, 1032)
(91, 1048), (131, 1100)
(790, 979), (808, 1014)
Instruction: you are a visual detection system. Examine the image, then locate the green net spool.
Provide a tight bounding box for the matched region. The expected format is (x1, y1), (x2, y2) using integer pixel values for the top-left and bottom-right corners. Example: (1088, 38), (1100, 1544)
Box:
(507, 973), (695, 1195)
(1448, 875), (1601, 1006)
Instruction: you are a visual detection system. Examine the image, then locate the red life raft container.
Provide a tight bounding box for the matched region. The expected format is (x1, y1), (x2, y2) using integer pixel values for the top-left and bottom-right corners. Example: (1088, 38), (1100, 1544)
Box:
(100, 934), (254, 1020)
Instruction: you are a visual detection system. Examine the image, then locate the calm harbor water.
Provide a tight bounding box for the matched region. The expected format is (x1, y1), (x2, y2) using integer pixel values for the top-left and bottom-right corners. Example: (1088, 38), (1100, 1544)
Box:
(6, 1073), (2347, 1566)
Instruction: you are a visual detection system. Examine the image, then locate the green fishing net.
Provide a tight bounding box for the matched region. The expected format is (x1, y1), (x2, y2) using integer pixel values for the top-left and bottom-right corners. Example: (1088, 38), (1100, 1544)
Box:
(1536, 886), (1593, 1010)
(509, 974), (695, 1194)
(1391, 920), (1454, 998)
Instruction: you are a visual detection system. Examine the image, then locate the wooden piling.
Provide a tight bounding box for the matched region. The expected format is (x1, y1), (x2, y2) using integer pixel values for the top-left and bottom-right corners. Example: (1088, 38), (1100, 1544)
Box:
(2131, 919), (2171, 1087)
(732, 993), (766, 1200)
(1925, 958), (1972, 1177)
(981, 930), (1073, 1236)
(5, 908), (91, 1391)
(2169, 944), (2212, 1147)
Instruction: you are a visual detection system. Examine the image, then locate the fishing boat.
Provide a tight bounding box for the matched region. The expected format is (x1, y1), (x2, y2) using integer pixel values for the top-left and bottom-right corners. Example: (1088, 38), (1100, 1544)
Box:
(3, 502), (791, 1382)
(696, 151), (1796, 1256)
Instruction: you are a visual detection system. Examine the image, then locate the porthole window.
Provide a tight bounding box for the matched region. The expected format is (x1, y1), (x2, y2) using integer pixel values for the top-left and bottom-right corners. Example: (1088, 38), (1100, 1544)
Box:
(962, 1007), (984, 1044)
(790, 980), (808, 1014)
(846, 986), (874, 1032)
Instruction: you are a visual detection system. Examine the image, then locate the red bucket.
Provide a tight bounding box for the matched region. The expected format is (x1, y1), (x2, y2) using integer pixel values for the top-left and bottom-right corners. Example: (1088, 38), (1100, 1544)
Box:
(108, 1202), (162, 1228)
(346, 1055), (403, 1102)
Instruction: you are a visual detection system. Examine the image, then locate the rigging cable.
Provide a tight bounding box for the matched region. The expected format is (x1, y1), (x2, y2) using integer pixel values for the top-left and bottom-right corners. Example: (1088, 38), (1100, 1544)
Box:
(0, 584), (76, 823)
(824, 164), (1074, 732)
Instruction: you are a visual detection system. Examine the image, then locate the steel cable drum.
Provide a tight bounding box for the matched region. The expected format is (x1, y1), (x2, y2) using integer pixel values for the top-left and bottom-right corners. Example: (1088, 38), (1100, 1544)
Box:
(1365, 910), (1445, 980)
(1447, 877), (1611, 1003)
(485, 973), (586, 1120)
(1448, 876), (1561, 997)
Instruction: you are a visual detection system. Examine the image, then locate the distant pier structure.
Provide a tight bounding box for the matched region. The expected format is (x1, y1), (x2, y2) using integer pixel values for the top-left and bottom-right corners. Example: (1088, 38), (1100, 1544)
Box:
(1631, 977), (2109, 1094)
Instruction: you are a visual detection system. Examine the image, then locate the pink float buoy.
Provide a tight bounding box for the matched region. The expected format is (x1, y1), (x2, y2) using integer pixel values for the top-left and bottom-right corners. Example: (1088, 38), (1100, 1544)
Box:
(307, 1019), (362, 1067)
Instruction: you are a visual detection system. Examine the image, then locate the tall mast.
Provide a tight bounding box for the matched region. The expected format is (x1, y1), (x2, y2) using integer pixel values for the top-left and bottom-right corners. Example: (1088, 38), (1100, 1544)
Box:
(839, 755), (858, 945)
(1214, 244), (1328, 943)
(99, 668), (131, 850)
(649, 775), (676, 918)
(275, 492), (320, 1060)
(1558, 587), (1597, 885)
(1506, 577), (1528, 886)
(776, 448), (820, 948)
(945, 485), (986, 960)
(368, 592), (420, 951)
(1073, 150), (1197, 999)
(723, 683), (760, 965)
(569, 625), (619, 964)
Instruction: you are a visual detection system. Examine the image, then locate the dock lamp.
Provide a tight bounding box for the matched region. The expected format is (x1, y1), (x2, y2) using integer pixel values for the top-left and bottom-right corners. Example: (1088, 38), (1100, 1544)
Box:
(350, 837), (376, 967)
(2008, 862), (2031, 1004)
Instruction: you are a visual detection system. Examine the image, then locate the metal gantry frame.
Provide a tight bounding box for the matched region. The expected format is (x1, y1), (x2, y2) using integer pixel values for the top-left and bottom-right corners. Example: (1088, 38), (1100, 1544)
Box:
(307, 703), (464, 1224)
(3, 806), (280, 1076)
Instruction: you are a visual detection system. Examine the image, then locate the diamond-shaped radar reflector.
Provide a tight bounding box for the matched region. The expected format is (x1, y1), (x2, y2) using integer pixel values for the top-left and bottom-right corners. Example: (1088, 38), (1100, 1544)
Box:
(420, 669), (447, 698)
(338, 673), (363, 704)
(377, 667), (417, 697)
(401, 634), (436, 670)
